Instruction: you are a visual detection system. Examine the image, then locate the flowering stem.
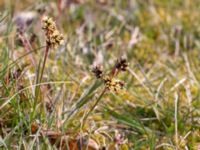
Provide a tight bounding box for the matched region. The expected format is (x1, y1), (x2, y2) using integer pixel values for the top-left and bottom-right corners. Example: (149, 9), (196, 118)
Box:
(32, 45), (49, 119)
(82, 87), (107, 127)
(40, 45), (49, 82)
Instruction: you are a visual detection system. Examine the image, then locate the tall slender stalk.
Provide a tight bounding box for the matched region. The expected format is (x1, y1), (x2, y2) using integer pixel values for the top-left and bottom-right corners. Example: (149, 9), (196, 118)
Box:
(81, 88), (107, 127)
(32, 45), (49, 119)
(39, 45), (49, 82)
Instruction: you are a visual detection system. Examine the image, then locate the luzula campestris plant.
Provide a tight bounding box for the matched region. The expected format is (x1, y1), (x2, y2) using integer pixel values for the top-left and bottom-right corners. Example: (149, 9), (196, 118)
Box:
(40, 16), (64, 82)
(81, 58), (128, 126)
(34, 16), (64, 109)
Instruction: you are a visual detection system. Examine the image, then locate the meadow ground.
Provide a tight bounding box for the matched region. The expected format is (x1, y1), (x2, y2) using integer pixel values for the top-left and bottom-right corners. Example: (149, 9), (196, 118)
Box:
(1, 0), (200, 149)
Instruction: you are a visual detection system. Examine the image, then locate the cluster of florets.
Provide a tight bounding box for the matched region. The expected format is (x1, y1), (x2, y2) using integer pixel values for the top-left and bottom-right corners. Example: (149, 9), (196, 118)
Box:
(92, 66), (103, 79)
(103, 75), (124, 92)
(92, 58), (128, 93)
(115, 58), (128, 72)
(42, 16), (64, 48)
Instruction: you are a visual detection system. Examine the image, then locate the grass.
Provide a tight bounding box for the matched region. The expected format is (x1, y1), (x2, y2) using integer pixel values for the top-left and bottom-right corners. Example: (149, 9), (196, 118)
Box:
(1, 0), (200, 149)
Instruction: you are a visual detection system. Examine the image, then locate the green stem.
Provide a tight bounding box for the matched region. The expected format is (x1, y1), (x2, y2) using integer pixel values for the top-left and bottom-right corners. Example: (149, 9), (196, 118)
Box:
(82, 88), (107, 127)
(32, 45), (49, 120)
(40, 45), (49, 82)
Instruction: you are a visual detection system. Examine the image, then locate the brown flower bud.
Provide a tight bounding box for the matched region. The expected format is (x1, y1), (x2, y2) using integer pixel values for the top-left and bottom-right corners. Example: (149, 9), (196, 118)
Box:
(115, 58), (128, 72)
(92, 66), (103, 79)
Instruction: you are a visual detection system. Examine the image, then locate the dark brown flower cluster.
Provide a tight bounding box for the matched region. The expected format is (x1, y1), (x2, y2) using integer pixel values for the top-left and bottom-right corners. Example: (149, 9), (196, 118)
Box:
(115, 58), (128, 72)
(92, 66), (103, 79)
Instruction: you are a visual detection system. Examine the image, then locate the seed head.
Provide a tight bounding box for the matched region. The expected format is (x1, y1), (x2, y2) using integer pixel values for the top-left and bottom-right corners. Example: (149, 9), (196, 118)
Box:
(42, 16), (64, 48)
(103, 76), (124, 92)
(42, 16), (56, 32)
(46, 30), (64, 48)
(92, 66), (103, 79)
(115, 58), (128, 72)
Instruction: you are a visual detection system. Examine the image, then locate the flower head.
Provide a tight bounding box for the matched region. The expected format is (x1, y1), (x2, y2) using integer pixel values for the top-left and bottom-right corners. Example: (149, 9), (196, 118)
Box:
(42, 16), (56, 32)
(42, 16), (64, 48)
(103, 76), (124, 92)
(92, 58), (128, 93)
(46, 30), (64, 48)
(92, 66), (103, 79)
(115, 58), (128, 72)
